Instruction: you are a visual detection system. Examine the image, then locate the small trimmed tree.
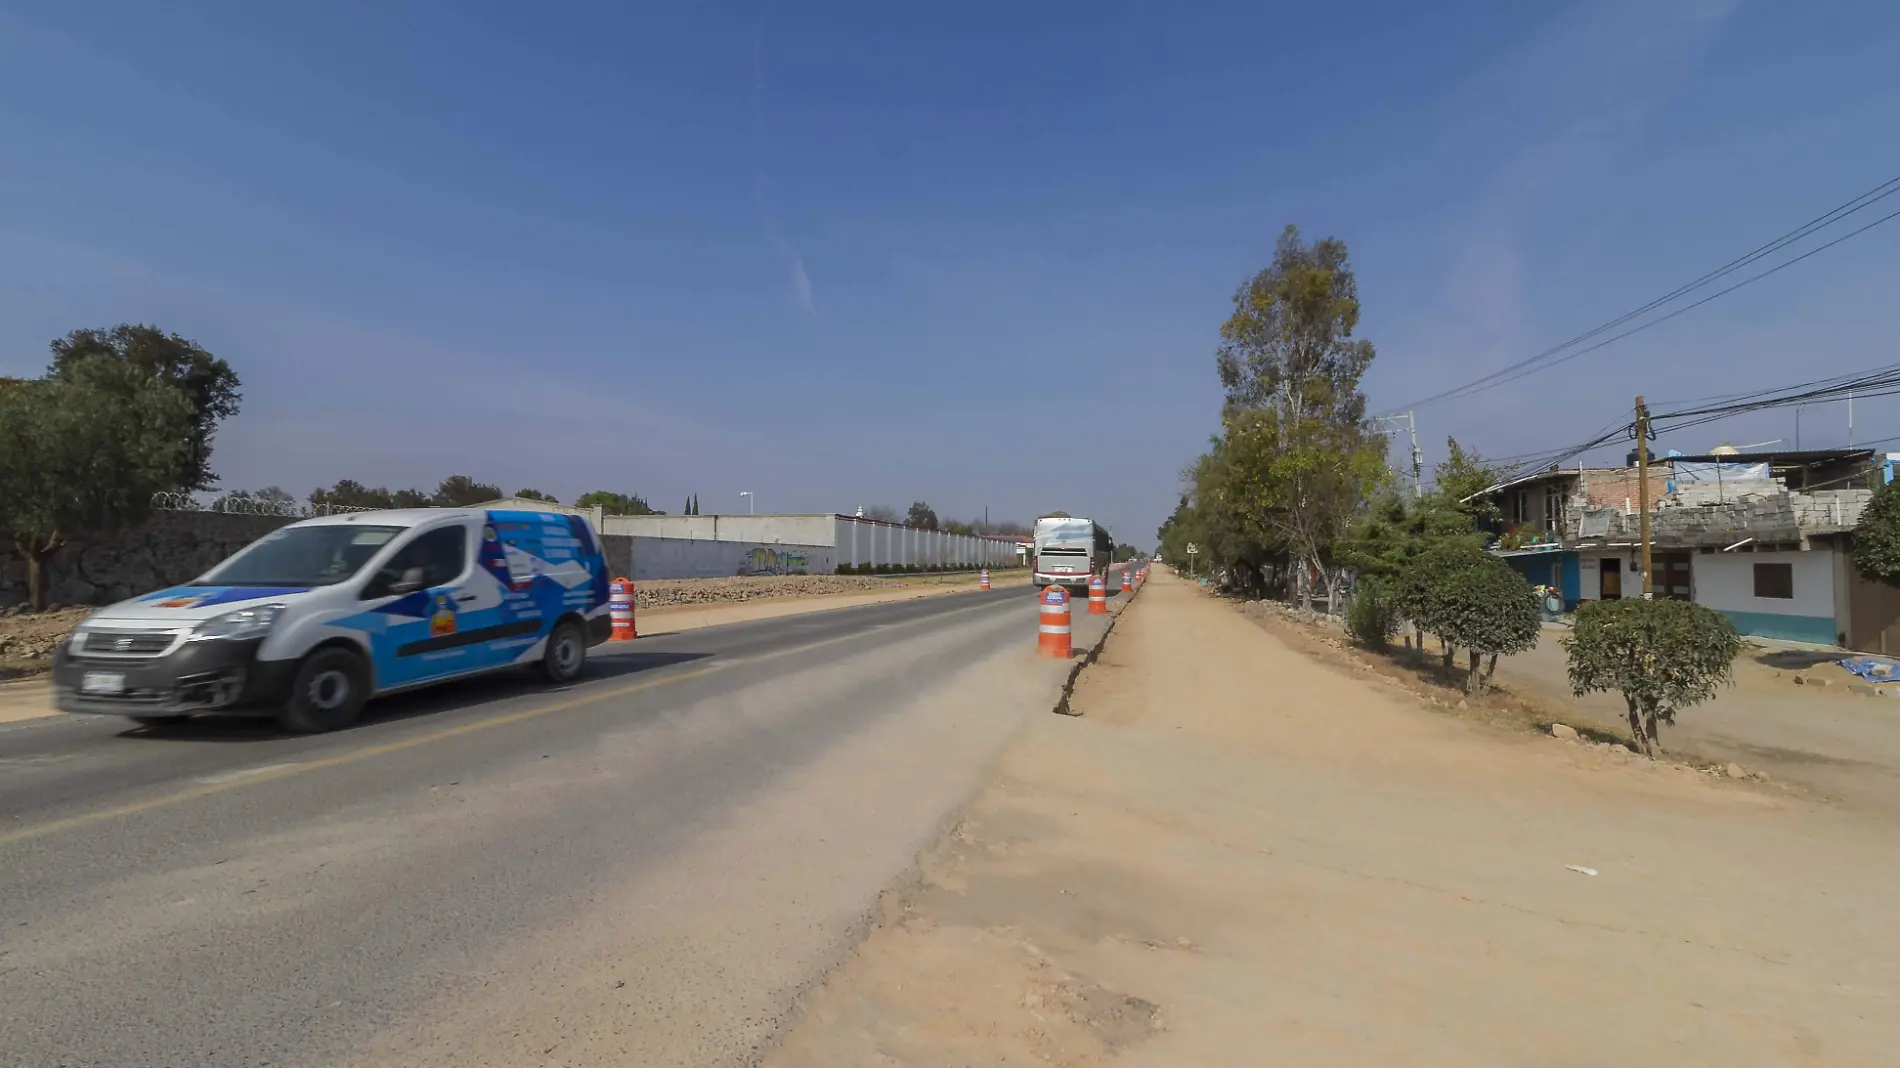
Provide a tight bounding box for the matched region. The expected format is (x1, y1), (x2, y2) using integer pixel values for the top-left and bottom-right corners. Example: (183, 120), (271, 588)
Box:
(1393, 541), (1488, 669)
(1433, 559), (1543, 693)
(1562, 598), (1743, 757)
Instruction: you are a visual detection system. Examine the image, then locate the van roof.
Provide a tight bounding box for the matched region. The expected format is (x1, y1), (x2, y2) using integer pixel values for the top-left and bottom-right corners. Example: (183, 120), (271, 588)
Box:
(291, 508), (481, 528)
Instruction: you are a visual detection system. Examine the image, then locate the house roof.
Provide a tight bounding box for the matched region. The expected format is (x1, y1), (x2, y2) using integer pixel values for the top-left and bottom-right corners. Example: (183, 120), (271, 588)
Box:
(1461, 467), (1581, 504)
(1661, 448), (1874, 466)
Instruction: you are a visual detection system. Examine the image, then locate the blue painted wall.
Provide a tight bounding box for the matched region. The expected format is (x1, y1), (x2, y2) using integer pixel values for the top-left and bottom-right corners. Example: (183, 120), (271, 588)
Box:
(1716, 609), (1837, 646)
(1503, 552), (1580, 608)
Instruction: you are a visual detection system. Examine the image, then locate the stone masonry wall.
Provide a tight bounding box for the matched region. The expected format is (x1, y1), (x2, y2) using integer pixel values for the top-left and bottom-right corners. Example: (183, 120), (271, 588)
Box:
(0, 512), (293, 608)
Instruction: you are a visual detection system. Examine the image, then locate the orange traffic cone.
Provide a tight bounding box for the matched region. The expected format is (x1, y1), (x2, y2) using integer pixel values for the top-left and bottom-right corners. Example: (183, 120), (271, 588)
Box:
(1038, 586), (1072, 658)
(609, 578), (638, 640)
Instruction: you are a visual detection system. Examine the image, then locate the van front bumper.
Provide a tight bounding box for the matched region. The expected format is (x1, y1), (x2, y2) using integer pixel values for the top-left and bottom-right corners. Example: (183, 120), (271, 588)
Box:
(51, 637), (298, 717)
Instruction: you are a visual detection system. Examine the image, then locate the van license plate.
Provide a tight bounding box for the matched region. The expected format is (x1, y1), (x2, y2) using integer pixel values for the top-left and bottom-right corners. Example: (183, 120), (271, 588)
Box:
(82, 672), (125, 695)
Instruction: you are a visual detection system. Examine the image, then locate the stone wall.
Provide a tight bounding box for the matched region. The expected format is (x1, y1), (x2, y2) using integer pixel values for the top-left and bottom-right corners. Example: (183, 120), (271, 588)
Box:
(0, 512), (294, 608)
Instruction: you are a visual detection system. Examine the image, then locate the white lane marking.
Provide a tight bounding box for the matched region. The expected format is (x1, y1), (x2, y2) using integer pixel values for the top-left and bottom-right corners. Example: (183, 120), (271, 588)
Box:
(196, 762), (303, 785)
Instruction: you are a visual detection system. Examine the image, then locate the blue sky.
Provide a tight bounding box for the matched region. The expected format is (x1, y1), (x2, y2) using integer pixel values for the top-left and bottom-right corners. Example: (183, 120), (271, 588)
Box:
(3, 1), (1898, 545)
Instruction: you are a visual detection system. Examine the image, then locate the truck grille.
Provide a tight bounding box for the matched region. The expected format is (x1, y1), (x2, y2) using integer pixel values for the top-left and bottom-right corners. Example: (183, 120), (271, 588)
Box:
(74, 630), (180, 657)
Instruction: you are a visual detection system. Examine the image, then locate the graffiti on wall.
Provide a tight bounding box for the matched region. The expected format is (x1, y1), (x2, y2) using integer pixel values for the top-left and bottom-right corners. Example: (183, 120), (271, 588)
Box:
(736, 547), (810, 576)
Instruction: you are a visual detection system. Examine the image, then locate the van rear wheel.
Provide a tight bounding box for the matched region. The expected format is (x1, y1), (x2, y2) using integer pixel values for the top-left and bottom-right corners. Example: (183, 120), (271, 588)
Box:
(538, 619), (587, 684)
(278, 647), (369, 734)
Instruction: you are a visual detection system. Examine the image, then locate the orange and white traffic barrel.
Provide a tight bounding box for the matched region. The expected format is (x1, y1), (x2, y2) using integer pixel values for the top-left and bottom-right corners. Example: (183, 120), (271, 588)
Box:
(979, 569), (991, 591)
(1088, 573), (1108, 615)
(1038, 586), (1072, 659)
(609, 577), (638, 640)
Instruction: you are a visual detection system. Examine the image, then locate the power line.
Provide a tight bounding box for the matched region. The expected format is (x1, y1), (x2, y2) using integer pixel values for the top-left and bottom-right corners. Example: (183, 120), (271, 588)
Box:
(1384, 174), (1900, 414)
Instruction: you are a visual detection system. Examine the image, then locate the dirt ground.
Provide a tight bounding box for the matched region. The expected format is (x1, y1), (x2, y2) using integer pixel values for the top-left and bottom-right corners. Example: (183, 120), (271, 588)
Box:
(765, 569), (1899, 1066)
(0, 606), (90, 679)
(1494, 630), (1900, 819)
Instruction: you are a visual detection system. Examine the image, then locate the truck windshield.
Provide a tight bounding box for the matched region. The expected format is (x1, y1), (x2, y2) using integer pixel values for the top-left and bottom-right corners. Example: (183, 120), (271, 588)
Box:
(194, 525), (405, 587)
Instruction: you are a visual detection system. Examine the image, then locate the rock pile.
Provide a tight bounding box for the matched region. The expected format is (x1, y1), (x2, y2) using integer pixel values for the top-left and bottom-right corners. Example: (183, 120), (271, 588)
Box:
(634, 574), (911, 610)
(0, 606), (89, 674)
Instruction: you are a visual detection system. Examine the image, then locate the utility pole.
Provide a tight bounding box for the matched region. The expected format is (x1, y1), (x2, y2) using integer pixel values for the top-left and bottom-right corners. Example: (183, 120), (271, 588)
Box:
(1407, 410), (1423, 499)
(1635, 395), (1653, 599)
(1372, 411), (1424, 497)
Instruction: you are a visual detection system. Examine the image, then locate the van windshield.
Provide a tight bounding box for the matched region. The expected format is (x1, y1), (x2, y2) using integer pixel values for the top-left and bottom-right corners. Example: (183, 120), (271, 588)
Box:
(195, 525), (405, 588)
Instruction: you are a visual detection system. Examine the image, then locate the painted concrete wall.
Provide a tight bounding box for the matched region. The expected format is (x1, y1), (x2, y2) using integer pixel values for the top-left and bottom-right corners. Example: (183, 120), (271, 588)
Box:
(1693, 548), (1839, 644)
(599, 514), (836, 545)
(829, 516), (1015, 569)
(622, 536), (832, 581)
(595, 513), (1016, 577)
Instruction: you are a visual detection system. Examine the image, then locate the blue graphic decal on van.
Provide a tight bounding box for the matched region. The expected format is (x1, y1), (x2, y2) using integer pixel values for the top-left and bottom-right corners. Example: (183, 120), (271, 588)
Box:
(141, 586), (311, 608)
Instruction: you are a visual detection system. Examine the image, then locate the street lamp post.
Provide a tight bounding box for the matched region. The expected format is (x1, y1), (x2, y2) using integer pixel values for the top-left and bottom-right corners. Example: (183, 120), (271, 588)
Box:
(739, 490), (754, 515)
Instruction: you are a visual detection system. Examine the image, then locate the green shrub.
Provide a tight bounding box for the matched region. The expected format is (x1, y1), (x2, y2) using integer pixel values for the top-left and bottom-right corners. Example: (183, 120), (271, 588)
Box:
(1345, 577), (1399, 648)
(1433, 558), (1542, 693)
(1562, 598), (1742, 757)
(1855, 477), (1900, 586)
(835, 563), (855, 575)
(1393, 541), (1488, 668)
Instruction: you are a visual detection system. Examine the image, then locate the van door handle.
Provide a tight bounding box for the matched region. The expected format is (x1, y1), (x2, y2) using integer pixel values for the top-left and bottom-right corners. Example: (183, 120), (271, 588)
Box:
(455, 594), (478, 603)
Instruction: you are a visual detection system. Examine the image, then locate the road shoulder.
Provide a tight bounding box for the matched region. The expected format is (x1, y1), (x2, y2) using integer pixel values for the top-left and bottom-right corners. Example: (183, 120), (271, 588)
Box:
(764, 571), (1899, 1067)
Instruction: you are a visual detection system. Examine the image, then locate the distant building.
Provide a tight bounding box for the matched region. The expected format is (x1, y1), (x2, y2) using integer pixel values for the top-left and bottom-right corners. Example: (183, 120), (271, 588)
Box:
(1470, 449), (1896, 648)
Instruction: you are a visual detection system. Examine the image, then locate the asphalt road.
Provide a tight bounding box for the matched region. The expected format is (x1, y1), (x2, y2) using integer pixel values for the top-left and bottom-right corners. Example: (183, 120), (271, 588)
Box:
(0, 581), (1127, 1068)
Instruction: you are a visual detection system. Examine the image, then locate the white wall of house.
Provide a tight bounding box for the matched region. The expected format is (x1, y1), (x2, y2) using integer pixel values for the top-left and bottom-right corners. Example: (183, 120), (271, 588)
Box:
(1575, 550), (1644, 600)
(1692, 547), (1840, 644)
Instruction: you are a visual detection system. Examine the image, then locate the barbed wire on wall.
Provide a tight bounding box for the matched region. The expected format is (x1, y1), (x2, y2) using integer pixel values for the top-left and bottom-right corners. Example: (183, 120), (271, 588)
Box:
(149, 493), (376, 518)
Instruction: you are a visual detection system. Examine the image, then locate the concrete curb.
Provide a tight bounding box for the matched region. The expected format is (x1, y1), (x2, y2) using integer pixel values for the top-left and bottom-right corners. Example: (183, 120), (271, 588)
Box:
(1052, 575), (1141, 717)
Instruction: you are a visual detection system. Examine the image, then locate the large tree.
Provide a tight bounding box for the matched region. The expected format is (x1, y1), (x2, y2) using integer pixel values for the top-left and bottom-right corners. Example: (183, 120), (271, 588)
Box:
(907, 501), (940, 530)
(308, 480), (429, 511)
(431, 475), (502, 508)
(1434, 437), (1502, 528)
(0, 360), (196, 608)
(1211, 225), (1385, 610)
(48, 324), (240, 493)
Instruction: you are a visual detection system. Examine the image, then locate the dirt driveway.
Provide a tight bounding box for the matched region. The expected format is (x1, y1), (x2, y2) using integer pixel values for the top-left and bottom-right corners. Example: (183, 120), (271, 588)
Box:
(767, 570), (1898, 1066)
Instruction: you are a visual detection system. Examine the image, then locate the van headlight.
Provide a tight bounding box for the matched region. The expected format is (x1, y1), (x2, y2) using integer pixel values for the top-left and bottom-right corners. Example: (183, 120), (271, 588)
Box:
(190, 604), (287, 641)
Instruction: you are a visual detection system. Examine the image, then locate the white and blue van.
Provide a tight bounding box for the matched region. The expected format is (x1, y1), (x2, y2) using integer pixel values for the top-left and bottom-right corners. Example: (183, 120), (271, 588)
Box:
(52, 508), (613, 733)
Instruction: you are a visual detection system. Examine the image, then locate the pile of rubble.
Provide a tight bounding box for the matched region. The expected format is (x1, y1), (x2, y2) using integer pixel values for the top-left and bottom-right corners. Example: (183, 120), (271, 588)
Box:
(0, 605), (89, 676)
(634, 574), (913, 610)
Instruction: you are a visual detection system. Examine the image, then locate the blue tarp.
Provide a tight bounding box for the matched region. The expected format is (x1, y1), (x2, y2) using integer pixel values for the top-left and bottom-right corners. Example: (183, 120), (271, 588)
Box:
(1840, 656), (1900, 684)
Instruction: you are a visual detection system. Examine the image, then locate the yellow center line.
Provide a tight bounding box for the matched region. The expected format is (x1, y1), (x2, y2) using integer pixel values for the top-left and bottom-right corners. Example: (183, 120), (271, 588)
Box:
(0, 593), (1022, 849)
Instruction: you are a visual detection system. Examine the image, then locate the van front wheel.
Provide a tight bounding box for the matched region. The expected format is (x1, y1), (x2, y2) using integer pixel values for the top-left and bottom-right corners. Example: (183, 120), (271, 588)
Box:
(539, 619), (587, 685)
(279, 647), (369, 734)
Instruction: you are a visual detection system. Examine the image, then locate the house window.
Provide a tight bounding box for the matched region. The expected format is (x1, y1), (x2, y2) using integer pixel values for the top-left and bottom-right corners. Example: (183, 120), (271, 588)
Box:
(1543, 485), (1566, 533)
(1753, 562), (1794, 600)
(1509, 491), (1528, 525)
